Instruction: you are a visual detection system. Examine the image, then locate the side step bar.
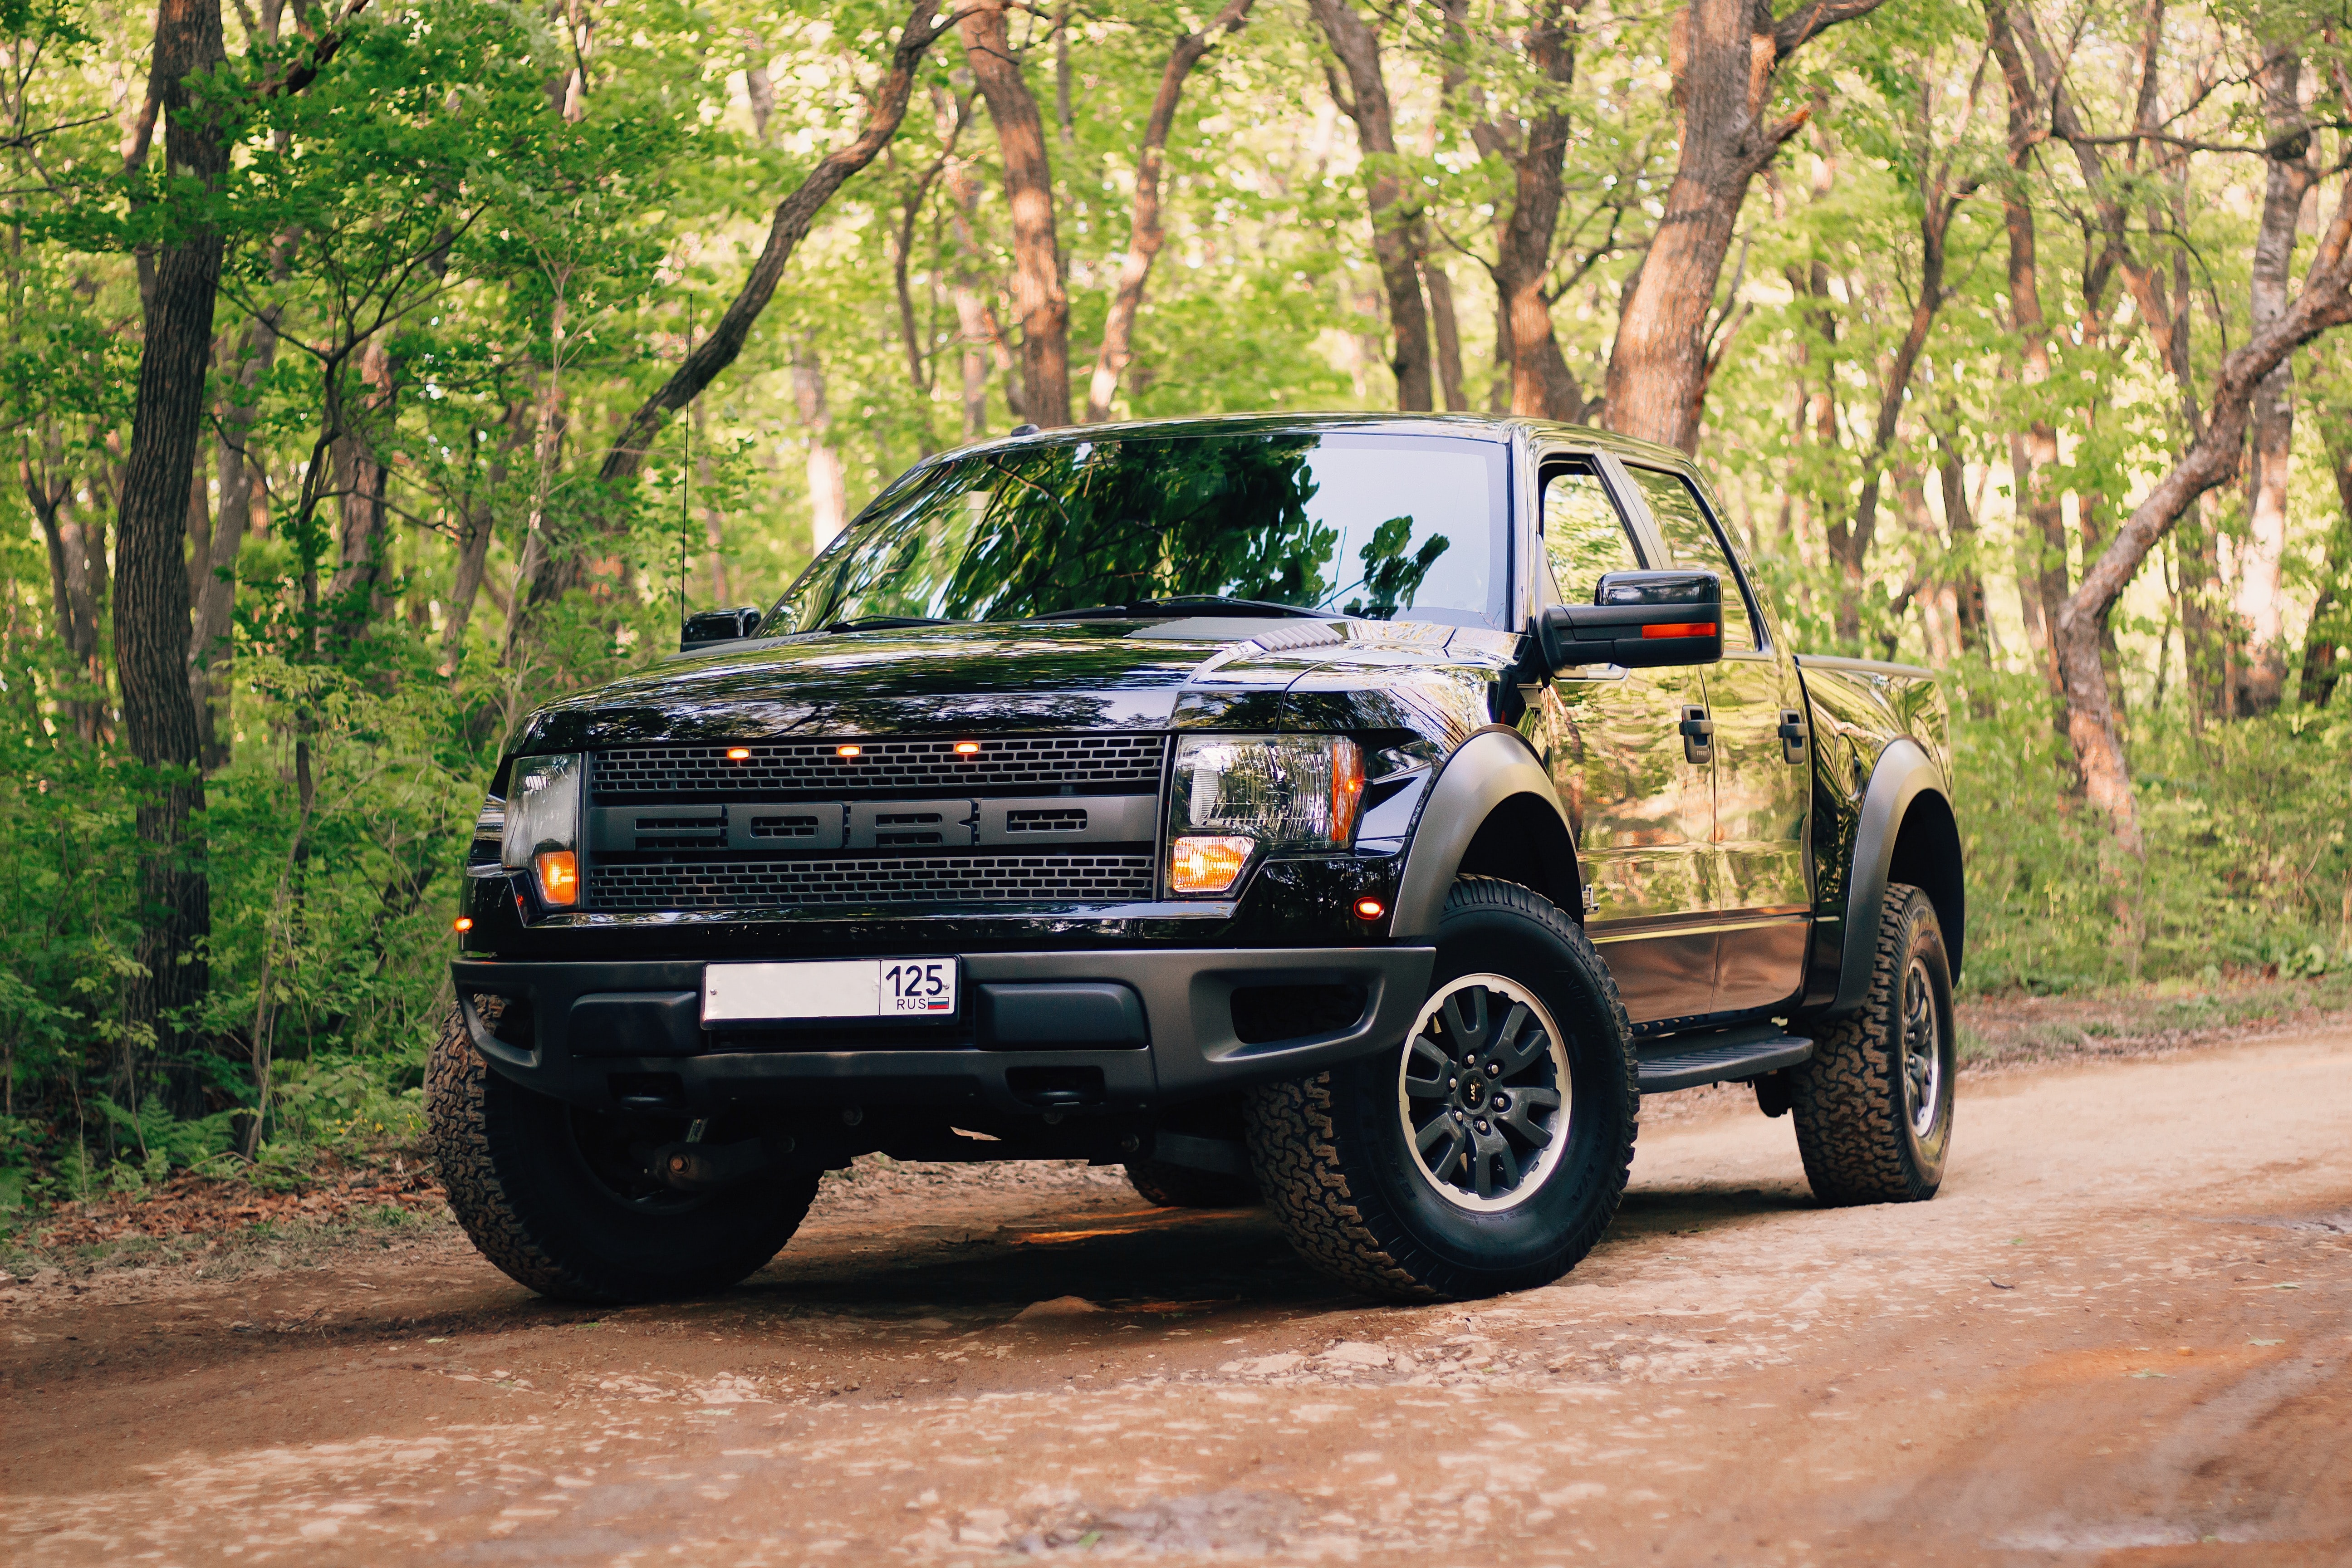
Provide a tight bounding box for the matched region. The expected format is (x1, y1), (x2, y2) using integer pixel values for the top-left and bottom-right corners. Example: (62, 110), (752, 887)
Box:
(1636, 1024), (1814, 1093)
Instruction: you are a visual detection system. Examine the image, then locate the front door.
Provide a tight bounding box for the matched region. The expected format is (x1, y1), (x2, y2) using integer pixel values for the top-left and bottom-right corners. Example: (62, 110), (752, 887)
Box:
(1620, 463), (1811, 1014)
(1532, 459), (1717, 1027)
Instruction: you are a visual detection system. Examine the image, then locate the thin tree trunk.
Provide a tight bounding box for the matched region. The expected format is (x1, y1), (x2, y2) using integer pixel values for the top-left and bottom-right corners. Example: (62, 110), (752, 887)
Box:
(441, 402), (525, 671)
(192, 306), (281, 768)
(23, 436), (108, 741)
(794, 345), (849, 552)
(326, 338), (396, 649)
(114, 0), (229, 1115)
(1601, 0), (1890, 451)
(960, 4), (1071, 426)
(1936, 433), (1987, 652)
(1307, 0), (1434, 412)
(1470, 0), (1589, 422)
(1424, 260), (1468, 412)
(2054, 176), (2352, 854)
(1084, 0), (1254, 423)
(2235, 40), (2315, 715)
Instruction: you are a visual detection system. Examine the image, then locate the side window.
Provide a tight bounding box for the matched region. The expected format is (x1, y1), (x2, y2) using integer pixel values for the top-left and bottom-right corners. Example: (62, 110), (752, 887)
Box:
(1541, 464), (1642, 607)
(1626, 466), (1757, 652)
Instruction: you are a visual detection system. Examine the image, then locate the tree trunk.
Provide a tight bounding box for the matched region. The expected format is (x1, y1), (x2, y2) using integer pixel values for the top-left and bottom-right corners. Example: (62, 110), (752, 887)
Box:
(1936, 435), (1987, 652)
(1424, 260), (1468, 412)
(2234, 41), (2315, 715)
(441, 402), (525, 671)
(1472, 1), (1588, 422)
(521, 0), (946, 618)
(114, 0), (228, 1114)
(793, 346), (850, 552)
(327, 338), (397, 651)
(1085, 1), (1254, 423)
(960, 4), (1071, 426)
(191, 307), (281, 768)
(1307, 0), (1434, 412)
(2054, 178), (2352, 854)
(24, 438), (109, 742)
(1601, 0), (1890, 451)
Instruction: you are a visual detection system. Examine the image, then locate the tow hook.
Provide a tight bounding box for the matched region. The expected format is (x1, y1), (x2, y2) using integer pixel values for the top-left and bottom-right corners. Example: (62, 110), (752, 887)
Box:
(648, 1134), (794, 1192)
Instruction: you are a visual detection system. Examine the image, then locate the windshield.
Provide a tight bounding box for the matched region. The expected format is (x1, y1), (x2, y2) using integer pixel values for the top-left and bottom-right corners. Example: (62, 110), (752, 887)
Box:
(764, 431), (1509, 633)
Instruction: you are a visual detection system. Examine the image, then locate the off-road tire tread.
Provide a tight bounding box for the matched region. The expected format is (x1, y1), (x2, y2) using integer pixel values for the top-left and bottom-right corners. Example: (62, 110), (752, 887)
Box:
(1790, 883), (1945, 1206)
(1123, 1159), (1259, 1209)
(426, 1004), (816, 1302)
(1244, 876), (1638, 1301)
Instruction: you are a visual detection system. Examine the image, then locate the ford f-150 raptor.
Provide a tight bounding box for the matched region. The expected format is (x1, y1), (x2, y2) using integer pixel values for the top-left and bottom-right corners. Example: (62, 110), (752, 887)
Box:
(428, 414), (1965, 1303)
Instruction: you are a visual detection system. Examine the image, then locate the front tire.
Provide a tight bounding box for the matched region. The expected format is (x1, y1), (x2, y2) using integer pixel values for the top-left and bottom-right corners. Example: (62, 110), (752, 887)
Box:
(426, 1006), (822, 1302)
(1244, 877), (1638, 1301)
(1790, 882), (1956, 1205)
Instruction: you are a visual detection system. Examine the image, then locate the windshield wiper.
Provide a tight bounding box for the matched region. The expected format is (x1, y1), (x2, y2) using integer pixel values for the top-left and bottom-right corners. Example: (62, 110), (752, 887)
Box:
(1023, 596), (1329, 622)
(825, 616), (950, 632)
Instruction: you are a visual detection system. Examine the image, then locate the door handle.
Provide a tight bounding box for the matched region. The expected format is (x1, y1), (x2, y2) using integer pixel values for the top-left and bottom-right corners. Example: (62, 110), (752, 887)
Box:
(1777, 709), (1810, 764)
(1679, 705), (1715, 766)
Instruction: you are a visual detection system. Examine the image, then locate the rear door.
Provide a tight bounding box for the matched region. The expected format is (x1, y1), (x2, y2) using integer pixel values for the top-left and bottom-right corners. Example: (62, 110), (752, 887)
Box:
(1618, 462), (1811, 1014)
(1531, 457), (1717, 1027)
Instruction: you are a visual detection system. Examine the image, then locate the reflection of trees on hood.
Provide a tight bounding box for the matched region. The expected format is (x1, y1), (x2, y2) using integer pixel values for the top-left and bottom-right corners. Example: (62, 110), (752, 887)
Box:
(1343, 516), (1449, 619)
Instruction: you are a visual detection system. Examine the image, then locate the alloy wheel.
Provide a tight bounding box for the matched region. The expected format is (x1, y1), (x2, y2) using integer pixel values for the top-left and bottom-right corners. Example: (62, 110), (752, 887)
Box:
(1396, 975), (1572, 1212)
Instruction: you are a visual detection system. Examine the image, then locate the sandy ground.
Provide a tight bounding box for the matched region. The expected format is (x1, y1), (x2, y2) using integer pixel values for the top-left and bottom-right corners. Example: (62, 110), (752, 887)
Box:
(3, 1028), (2347, 1567)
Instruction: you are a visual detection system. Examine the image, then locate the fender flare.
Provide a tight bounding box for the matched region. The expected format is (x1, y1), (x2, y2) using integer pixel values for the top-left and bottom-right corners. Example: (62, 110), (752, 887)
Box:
(1830, 736), (1956, 1016)
(1388, 728), (1579, 939)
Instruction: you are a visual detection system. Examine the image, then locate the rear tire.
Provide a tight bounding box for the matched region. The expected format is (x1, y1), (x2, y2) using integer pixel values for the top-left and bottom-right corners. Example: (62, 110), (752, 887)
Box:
(1124, 1159), (1259, 1209)
(1243, 877), (1638, 1301)
(1791, 882), (1956, 1205)
(426, 1005), (821, 1303)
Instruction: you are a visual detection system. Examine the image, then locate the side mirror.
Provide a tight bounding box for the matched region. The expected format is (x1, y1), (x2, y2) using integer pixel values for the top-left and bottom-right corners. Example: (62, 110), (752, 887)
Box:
(681, 606), (764, 652)
(1535, 570), (1723, 670)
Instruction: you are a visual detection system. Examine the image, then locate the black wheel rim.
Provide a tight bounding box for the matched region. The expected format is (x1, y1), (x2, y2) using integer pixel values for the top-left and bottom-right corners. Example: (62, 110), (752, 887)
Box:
(1900, 957), (1943, 1140)
(1395, 975), (1571, 1212)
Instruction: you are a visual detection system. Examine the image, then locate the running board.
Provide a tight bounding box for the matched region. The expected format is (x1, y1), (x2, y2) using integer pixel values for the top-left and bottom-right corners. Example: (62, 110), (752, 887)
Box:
(1636, 1026), (1813, 1093)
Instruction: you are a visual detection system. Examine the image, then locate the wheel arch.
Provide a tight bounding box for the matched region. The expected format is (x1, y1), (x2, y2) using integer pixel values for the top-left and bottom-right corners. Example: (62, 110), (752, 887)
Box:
(1828, 737), (1965, 1016)
(1388, 728), (1583, 939)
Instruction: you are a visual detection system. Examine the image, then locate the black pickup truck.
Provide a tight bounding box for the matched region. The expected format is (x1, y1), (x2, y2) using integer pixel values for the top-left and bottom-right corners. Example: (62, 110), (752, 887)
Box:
(429, 414), (1964, 1303)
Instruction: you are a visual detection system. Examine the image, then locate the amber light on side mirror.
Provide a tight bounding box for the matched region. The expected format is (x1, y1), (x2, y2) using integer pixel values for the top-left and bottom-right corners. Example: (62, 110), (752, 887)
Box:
(1536, 570), (1724, 670)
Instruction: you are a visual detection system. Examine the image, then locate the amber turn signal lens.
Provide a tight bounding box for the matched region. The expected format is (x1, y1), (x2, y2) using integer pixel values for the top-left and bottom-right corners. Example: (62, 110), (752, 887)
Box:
(725, 747), (752, 760)
(1352, 898), (1385, 921)
(953, 740), (981, 756)
(1640, 621), (1718, 639)
(453, 916), (474, 933)
(535, 850), (580, 907)
(1169, 835), (1252, 895)
(836, 744), (862, 759)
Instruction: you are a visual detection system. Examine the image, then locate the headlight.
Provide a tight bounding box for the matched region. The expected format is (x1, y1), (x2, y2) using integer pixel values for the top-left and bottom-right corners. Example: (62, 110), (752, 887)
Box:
(500, 753), (583, 907)
(1167, 735), (1364, 895)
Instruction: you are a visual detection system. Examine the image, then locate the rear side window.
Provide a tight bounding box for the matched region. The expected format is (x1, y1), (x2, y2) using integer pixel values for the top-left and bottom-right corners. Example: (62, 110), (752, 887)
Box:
(1625, 466), (1756, 651)
(1541, 463), (1642, 607)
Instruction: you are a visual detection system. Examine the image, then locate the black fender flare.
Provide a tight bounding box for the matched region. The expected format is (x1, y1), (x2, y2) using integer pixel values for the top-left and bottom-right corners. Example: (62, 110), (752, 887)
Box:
(1829, 736), (1961, 1015)
(1387, 727), (1580, 939)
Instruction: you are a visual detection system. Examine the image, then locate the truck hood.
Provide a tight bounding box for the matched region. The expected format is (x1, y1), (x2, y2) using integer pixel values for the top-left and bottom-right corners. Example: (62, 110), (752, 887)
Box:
(519, 616), (1520, 753)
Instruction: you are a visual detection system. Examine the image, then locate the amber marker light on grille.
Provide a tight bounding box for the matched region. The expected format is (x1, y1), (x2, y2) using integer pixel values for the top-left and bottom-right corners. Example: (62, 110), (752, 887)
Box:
(453, 916), (474, 933)
(1353, 898), (1385, 921)
(836, 744), (863, 759)
(725, 747), (752, 760)
(535, 850), (580, 906)
(1170, 835), (1252, 895)
(953, 740), (981, 756)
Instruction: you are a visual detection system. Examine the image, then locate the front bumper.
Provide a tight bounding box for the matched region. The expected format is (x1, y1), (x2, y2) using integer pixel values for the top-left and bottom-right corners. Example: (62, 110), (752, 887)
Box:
(451, 946), (1435, 1119)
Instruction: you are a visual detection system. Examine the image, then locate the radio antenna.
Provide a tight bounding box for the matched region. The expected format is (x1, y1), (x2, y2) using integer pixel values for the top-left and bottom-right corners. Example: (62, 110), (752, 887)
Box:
(679, 302), (694, 627)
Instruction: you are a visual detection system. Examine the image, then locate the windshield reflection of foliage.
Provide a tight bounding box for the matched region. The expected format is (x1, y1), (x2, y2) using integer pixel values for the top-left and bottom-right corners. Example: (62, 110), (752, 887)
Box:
(800, 435), (1480, 625)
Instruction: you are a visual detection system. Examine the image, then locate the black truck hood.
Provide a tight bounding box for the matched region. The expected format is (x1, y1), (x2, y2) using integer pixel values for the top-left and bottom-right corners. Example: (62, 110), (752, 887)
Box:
(517, 617), (1522, 753)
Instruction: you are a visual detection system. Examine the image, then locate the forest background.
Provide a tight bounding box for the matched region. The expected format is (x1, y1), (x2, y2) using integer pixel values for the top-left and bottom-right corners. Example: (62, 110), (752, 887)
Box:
(1, 0), (2347, 1213)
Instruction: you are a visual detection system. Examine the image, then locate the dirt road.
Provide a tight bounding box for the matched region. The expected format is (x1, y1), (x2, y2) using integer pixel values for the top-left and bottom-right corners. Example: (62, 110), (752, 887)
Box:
(5, 1029), (2347, 1565)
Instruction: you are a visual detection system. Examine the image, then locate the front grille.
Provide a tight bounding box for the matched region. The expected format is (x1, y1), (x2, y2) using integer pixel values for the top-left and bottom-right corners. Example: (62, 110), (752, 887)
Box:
(591, 735), (1168, 802)
(588, 853), (1156, 912)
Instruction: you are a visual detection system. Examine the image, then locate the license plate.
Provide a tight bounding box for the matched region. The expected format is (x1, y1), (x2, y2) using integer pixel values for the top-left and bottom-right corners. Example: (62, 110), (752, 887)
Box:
(702, 958), (960, 1024)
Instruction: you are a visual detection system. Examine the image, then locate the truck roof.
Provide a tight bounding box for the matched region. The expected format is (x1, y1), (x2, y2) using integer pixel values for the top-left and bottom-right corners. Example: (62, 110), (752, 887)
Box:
(943, 410), (1698, 474)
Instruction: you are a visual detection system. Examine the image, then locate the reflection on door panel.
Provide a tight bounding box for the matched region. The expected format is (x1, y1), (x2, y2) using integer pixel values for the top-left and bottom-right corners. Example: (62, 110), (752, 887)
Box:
(1536, 462), (1715, 1026)
(1625, 464), (1808, 1013)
